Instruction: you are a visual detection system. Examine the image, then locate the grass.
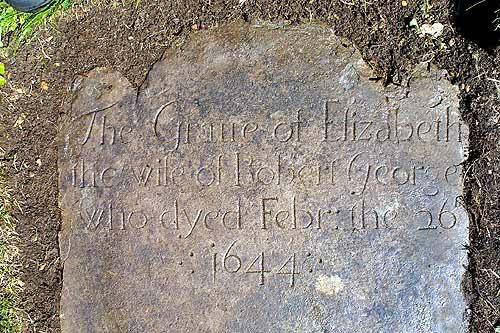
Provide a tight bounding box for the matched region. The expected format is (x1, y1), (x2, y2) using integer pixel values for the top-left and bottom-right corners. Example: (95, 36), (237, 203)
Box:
(0, 0), (73, 57)
(0, 157), (22, 333)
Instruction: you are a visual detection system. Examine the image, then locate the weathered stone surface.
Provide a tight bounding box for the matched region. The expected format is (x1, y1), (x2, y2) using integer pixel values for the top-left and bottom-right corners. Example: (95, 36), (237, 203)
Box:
(58, 22), (469, 332)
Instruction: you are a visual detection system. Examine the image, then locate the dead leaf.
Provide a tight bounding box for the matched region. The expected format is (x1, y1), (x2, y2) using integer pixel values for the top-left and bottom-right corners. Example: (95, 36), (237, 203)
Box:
(13, 113), (26, 129)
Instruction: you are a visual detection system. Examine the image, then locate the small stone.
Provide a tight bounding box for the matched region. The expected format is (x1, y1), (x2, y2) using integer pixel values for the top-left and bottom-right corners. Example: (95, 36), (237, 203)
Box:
(420, 22), (445, 38)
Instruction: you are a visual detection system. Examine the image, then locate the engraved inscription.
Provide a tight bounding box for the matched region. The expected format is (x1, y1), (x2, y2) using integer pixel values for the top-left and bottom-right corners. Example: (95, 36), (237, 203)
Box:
(58, 24), (468, 333)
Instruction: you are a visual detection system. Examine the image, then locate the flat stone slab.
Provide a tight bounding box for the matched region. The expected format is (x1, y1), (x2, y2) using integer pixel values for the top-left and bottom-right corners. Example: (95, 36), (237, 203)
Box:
(58, 22), (469, 332)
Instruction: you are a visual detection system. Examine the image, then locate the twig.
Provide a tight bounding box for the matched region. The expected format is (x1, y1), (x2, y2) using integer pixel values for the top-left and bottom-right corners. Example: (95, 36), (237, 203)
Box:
(466, 0), (486, 11)
(486, 77), (500, 98)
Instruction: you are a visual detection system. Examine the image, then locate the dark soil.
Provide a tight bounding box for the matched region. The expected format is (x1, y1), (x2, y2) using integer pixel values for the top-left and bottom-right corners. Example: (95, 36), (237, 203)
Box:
(0, 0), (498, 332)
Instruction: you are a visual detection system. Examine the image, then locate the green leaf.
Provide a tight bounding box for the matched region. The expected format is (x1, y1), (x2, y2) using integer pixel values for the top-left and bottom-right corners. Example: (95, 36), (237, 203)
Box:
(0, 76), (6, 87)
(0, 63), (5, 76)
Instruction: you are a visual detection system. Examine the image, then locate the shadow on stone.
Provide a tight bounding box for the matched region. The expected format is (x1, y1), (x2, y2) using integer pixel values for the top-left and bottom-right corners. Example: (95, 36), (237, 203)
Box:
(455, 0), (500, 51)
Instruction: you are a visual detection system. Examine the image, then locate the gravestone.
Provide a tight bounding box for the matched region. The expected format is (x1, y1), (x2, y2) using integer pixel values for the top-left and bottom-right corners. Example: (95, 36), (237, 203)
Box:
(58, 22), (469, 332)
